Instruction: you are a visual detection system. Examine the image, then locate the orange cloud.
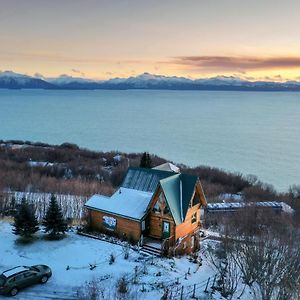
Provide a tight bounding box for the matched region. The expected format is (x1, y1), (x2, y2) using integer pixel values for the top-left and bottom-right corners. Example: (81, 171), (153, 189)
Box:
(171, 56), (300, 72)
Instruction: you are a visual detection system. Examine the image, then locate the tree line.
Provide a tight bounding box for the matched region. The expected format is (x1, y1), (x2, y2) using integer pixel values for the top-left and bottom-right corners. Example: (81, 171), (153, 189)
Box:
(0, 141), (299, 219)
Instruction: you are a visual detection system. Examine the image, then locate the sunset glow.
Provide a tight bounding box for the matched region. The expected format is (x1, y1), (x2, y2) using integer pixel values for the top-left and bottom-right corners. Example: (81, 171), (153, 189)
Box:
(1, 0), (300, 81)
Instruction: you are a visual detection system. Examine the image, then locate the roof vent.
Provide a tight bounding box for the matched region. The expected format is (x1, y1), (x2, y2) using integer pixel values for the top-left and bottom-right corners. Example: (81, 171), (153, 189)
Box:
(119, 188), (122, 194)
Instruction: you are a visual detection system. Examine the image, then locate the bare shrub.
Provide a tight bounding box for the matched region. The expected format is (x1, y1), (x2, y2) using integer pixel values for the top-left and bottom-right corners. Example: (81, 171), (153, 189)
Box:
(206, 238), (241, 300)
(289, 184), (300, 199)
(117, 276), (128, 294)
(109, 253), (116, 265)
(122, 244), (130, 260)
(76, 278), (109, 300)
(232, 231), (300, 300)
(208, 211), (300, 300)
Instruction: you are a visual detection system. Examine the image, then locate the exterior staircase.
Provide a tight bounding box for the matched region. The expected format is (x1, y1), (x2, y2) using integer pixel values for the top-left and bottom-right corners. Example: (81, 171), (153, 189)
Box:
(141, 244), (162, 256)
(140, 237), (162, 256)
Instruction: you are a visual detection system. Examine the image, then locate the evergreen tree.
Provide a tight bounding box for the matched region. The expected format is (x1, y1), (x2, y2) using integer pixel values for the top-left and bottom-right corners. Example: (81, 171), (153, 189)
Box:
(13, 197), (39, 238)
(140, 152), (152, 168)
(43, 194), (67, 238)
(140, 152), (147, 168)
(146, 153), (152, 168)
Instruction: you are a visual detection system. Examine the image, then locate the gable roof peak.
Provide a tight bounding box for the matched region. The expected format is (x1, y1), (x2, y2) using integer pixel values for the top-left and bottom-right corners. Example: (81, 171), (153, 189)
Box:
(159, 173), (198, 225)
(153, 162), (180, 173)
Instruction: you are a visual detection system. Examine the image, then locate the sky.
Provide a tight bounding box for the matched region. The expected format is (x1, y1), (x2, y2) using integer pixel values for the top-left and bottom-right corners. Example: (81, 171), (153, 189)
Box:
(1, 0), (300, 81)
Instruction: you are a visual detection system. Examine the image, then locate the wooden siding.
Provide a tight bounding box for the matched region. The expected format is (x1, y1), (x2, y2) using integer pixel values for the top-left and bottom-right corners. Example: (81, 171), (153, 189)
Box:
(175, 204), (200, 239)
(175, 182), (205, 240)
(196, 180), (208, 207)
(148, 213), (175, 239)
(174, 233), (200, 255)
(89, 209), (141, 242)
(147, 186), (176, 243)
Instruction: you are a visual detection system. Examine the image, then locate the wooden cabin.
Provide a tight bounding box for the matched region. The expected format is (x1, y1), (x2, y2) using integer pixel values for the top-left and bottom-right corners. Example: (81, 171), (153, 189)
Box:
(84, 164), (207, 256)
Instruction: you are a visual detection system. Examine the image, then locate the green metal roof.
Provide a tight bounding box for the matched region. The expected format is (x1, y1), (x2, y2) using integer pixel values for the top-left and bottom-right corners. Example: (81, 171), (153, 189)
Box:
(121, 167), (199, 224)
(121, 167), (175, 192)
(160, 173), (198, 225)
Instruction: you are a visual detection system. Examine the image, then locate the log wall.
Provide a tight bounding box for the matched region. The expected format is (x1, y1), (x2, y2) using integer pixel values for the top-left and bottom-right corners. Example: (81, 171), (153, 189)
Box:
(88, 209), (141, 242)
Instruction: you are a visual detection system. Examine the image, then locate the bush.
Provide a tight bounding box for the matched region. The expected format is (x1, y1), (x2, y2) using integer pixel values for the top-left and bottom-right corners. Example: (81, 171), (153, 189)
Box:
(122, 245), (130, 260)
(109, 253), (115, 265)
(59, 143), (80, 150)
(127, 234), (136, 245)
(117, 276), (128, 294)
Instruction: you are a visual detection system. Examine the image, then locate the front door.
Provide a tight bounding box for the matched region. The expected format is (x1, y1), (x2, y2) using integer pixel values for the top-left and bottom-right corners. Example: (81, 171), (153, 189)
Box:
(162, 221), (170, 239)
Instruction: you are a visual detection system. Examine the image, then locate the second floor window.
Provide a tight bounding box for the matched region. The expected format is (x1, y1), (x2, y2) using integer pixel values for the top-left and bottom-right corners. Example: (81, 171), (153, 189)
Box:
(191, 212), (197, 224)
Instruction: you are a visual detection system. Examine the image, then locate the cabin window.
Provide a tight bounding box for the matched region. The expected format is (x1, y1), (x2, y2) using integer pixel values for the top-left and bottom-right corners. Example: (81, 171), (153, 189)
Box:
(163, 205), (170, 215)
(102, 215), (117, 231)
(153, 201), (161, 213)
(193, 193), (201, 206)
(191, 212), (197, 224)
(153, 192), (168, 214)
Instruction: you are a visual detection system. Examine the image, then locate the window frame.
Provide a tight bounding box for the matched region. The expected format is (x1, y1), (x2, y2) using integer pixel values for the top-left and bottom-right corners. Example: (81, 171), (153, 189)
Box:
(191, 212), (197, 224)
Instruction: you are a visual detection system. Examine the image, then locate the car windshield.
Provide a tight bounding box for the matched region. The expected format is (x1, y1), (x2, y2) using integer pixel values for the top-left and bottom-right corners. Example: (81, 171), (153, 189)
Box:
(30, 266), (39, 272)
(0, 275), (6, 286)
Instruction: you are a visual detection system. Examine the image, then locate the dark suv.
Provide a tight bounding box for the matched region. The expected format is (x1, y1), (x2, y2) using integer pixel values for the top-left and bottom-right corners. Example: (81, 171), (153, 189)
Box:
(0, 265), (52, 296)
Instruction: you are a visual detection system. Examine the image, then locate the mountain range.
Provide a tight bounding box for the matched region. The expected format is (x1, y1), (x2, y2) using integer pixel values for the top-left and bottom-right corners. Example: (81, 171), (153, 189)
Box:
(1, 70), (300, 91)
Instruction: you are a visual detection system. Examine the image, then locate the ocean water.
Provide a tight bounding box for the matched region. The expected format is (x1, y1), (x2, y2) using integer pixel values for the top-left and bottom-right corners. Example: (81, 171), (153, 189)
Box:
(0, 89), (299, 191)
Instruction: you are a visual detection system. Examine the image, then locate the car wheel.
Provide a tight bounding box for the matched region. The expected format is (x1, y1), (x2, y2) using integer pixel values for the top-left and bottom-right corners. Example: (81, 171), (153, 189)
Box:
(41, 275), (48, 284)
(10, 287), (18, 296)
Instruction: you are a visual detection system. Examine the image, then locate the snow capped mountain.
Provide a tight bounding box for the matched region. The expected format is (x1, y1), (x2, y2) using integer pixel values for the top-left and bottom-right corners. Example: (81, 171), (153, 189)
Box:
(0, 70), (29, 78)
(196, 75), (248, 86)
(47, 74), (98, 85)
(108, 72), (192, 84)
(0, 71), (33, 84)
(0, 71), (54, 89)
(106, 72), (194, 89)
(1, 70), (300, 91)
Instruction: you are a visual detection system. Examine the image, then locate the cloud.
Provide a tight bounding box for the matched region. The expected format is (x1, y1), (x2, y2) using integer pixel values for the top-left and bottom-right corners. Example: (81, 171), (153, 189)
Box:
(171, 55), (300, 72)
(0, 50), (145, 66)
(71, 69), (85, 77)
(274, 74), (282, 79)
(34, 72), (44, 79)
(244, 76), (255, 80)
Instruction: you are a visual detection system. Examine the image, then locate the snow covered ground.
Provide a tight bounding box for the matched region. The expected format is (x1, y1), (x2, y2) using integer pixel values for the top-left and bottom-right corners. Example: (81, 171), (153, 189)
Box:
(0, 221), (217, 299)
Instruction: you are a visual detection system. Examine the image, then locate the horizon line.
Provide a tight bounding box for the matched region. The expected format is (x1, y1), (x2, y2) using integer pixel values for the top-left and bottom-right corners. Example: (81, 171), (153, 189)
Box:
(1, 70), (300, 84)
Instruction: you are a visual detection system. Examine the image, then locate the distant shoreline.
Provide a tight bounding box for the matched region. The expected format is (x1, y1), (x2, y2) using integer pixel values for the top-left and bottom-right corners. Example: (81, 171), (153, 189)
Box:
(2, 86), (300, 92)
(2, 71), (300, 92)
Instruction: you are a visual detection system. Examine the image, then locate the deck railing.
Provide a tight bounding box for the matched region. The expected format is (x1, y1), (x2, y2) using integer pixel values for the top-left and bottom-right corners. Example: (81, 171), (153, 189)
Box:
(161, 235), (174, 255)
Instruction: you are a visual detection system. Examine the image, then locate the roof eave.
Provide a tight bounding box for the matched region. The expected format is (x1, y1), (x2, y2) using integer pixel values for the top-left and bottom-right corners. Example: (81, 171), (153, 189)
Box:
(84, 204), (144, 222)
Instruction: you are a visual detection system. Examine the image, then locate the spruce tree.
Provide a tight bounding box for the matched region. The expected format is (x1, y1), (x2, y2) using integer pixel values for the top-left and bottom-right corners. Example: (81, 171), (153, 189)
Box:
(13, 197), (39, 238)
(140, 152), (147, 168)
(43, 194), (67, 239)
(140, 152), (152, 168)
(146, 153), (152, 168)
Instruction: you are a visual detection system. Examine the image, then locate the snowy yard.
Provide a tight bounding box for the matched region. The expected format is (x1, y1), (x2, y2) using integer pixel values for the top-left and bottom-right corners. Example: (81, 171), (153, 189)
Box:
(0, 221), (217, 299)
